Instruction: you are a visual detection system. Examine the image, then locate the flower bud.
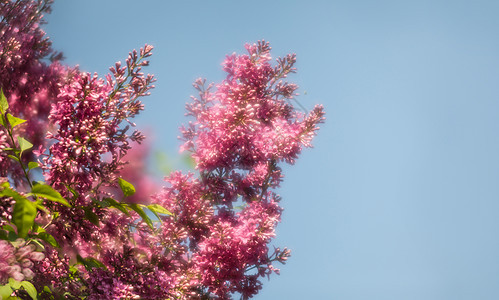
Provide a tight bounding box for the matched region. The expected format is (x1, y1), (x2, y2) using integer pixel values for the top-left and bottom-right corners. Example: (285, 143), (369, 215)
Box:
(22, 268), (34, 280)
(29, 252), (45, 261)
(21, 259), (34, 268)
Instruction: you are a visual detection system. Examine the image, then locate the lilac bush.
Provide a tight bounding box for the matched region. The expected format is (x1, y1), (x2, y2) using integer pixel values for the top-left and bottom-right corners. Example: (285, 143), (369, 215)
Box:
(0, 1), (324, 299)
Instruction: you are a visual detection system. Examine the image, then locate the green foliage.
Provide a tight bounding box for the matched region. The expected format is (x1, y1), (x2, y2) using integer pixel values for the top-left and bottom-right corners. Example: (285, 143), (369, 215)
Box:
(83, 208), (100, 226)
(129, 203), (154, 229)
(7, 155), (19, 163)
(101, 198), (172, 229)
(147, 204), (173, 224)
(0, 88), (8, 114)
(118, 178), (135, 197)
(12, 198), (37, 238)
(0, 182), (36, 240)
(64, 184), (79, 199)
(6, 113), (26, 128)
(27, 162), (39, 171)
(147, 203), (173, 216)
(17, 136), (33, 154)
(0, 182), (24, 201)
(42, 286), (52, 296)
(0, 225), (18, 241)
(30, 184), (70, 207)
(0, 279), (38, 300)
(37, 231), (60, 248)
(77, 255), (105, 272)
(0, 229), (8, 240)
(0, 89), (8, 128)
(0, 283), (13, 299)
(103, 197), (130, 216)
(20, 281), (37, 300)
(7, 279), (20, 290)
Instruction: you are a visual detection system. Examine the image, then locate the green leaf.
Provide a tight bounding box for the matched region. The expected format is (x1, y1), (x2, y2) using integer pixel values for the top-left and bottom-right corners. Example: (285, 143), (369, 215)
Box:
(77, 255), (105, 271)
(83, 208), (100, 226)
(129, 204), (153, 230)
(118, 178), (136, 197)
(0, 185), (24, 201)
(27, 162), (39, 170)
(0, 88), (8, 114)
(29, 239), (45, 252)
(68, 265), (78, 274)
(43, 286), (52, 295)
(37, 232), (59, 248)
(2, 225), (15, 233)
(2, 225), (19, 241)
(149, 209), (161, 223)
(65, 184), (79, 199)
(7, 230), (17, 241)
(7, 154), (19, 162)
(30, 184), (70, 207)
(0, 229), (8, 240)
(12, 198), (37, 238)
(6, 113), (26, 128)
(32, 223), (41, 233)
(17, 136), (33, 153)
(103, 198), (130, 216)
(0, 283), (12, 299)
(0, 114), (6, 128)
(8, 278), (20, 290)
(147, 204), (173, 216)
(21, 281), (37, 300)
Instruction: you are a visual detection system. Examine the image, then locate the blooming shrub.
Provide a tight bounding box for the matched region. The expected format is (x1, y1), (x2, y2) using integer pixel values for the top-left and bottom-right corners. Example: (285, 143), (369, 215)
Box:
(0, 1), (324, 299)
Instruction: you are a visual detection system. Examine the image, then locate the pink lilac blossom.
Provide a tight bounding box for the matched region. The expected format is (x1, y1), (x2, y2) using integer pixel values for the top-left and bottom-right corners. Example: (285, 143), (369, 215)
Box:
(45, 47), (154, 198)
(0, 239), (45, 284)
(0, 0), (66, 185)
(0, 240), (16, 283)
(86, 246), (173, 299)
(59, 40), (321, 299)
(0, 1), (324, 298)
(149, 40), (324, 298)
(34, 247), (82, 297)
(40, 44), (155, 255)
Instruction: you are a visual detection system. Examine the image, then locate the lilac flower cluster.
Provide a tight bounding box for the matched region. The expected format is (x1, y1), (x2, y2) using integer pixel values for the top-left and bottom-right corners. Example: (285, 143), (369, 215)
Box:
(0, 1), (324, 299)
(154, 40), (324, 298)
(38, 45), (155, 260)
(0, 0), (65, 184)
(46, 45), (154, 198)
(0, 239), (44, 284)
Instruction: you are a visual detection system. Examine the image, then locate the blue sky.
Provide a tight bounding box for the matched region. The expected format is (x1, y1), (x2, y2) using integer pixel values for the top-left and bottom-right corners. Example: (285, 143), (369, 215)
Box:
(45, 1), (499, 299)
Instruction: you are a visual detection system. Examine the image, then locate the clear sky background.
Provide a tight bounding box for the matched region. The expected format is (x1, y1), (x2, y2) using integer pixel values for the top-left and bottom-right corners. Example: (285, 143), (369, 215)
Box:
(44, 1), (499, 299)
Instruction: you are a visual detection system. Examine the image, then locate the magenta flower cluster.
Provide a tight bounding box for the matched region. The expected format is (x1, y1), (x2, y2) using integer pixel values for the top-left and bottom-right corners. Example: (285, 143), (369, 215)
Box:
(0, 0), (65, 185)
(45, 45), (154, 198)
(0, 1), (324, 299)
(0, 239), (44, 283)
